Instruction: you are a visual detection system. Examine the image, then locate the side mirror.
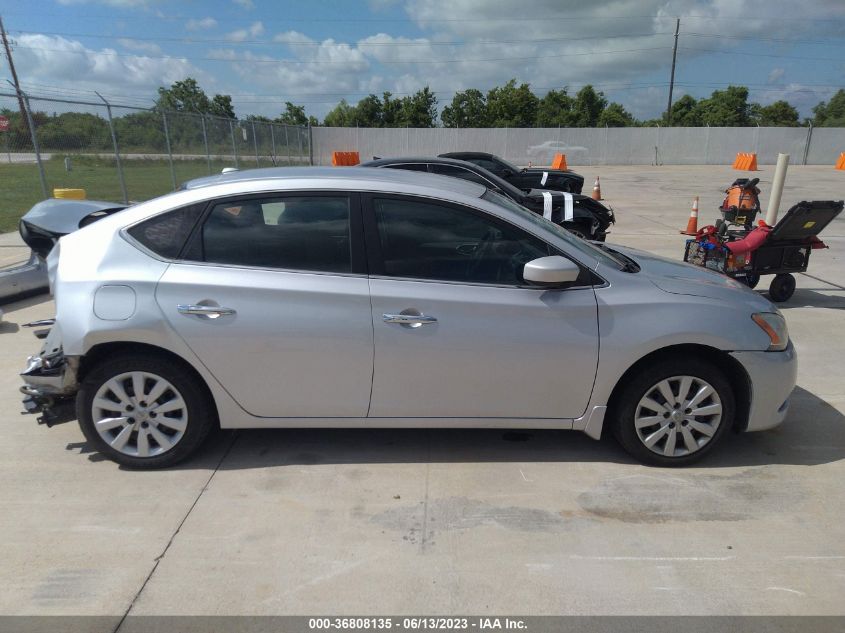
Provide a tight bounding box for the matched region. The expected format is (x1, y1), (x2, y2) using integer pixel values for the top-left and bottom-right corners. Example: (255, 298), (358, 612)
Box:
(523, 256), (580, 287)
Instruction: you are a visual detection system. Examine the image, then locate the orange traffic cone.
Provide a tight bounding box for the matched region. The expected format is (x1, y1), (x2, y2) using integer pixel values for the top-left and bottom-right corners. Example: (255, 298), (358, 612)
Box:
(680, 196), (700, 235)
(591, 176), (602, 200)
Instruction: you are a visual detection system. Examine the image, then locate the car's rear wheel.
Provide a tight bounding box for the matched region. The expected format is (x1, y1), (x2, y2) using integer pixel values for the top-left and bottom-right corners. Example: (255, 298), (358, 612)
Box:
(77, 354), (215, 468)
(611, 359), (735, 466)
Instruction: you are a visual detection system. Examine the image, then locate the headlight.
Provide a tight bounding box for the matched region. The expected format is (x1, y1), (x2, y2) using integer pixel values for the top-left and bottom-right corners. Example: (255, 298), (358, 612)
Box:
(752, 312), (789, 351)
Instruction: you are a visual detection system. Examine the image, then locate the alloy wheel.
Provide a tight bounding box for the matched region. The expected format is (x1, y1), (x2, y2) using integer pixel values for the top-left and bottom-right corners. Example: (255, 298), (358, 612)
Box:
(91, 371), (188, 458)
(634, 375), (723, 458)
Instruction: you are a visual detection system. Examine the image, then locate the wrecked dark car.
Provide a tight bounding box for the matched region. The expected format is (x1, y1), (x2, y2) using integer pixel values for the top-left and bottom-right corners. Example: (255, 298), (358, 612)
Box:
(19, 198), (128, 260)
(439, 151), (584, 194)
(362, 156), (613, 241)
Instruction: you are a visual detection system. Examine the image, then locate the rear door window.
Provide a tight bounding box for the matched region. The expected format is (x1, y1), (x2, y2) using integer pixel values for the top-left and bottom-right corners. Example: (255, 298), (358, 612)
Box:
(188, 195), (353, 273)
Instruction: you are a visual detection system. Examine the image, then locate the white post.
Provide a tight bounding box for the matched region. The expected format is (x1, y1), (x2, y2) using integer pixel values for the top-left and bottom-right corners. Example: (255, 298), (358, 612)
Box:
(766, 153), (790, 226)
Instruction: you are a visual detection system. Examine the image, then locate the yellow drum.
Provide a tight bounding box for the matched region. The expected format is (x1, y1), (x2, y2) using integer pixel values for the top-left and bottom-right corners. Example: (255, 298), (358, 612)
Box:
(53, 188), (86, 200)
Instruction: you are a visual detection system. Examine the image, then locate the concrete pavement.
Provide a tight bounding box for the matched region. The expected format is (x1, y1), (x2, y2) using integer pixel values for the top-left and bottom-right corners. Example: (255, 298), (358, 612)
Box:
(0, 165), (843, 619)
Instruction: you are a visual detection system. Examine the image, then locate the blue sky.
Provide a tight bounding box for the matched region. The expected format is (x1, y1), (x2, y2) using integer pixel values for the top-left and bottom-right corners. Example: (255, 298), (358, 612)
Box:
(1, 0), (844, 121)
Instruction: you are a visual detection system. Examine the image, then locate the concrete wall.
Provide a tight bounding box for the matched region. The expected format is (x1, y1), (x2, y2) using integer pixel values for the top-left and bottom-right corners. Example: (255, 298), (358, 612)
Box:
(312, 126), (843, 167)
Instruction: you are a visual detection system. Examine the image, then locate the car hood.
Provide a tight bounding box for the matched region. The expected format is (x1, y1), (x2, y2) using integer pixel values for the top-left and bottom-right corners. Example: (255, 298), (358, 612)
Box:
(523, 190), (614, 223)
(522, 168), (582, 179)
(524, 189), (587, 206)
(606, 243), (776, 310)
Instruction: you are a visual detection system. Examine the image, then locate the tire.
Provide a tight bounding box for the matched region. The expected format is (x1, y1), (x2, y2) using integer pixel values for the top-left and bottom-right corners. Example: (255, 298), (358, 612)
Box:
(77, 353), (216, 468)
(610, 358), (735, 467)
(740, 273), (760, 289)
(768, 273), (795, 303)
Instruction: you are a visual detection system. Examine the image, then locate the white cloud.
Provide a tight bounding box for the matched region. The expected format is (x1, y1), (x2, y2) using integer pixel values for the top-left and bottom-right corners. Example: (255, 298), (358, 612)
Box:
(768, 68), (785, 84)
(117, 38), (162, 55)
(357, 33), (440, 64)
(226, 21), (265, 42)
(19, 0), (845, 121)
(186, 17), (218, 31)
(273, 31), (313, 45)
(753, 83), (837, 112)
(214, 32), (372, 117)
(14, 34), (210, 100)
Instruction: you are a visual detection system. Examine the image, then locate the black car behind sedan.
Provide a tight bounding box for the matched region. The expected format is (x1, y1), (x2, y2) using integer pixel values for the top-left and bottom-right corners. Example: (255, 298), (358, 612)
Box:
(362, 156), (613, 241)
(439, 151), (584, 194)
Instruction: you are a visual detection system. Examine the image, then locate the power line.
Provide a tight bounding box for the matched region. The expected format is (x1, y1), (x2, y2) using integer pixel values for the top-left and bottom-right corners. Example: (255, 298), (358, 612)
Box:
(680, 45), (845, 62)
(3, 8), (845, 23)
(9, 78), (838, 109)
(11, 43), (674, 65)
(17, 29), (845, 48)
(12, 29), (672, 46)
(684, 32), (845, 45)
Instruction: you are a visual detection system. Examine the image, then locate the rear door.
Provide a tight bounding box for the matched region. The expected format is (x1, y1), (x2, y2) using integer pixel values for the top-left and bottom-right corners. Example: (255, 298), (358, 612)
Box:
(363, 194), (599, 420)
(152, 192), (374, 418)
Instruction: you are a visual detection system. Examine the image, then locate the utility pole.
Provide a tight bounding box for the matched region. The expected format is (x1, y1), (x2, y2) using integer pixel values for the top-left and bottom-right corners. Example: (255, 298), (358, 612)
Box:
(0, 15), (28, 134)
(665, 17), (680, 126)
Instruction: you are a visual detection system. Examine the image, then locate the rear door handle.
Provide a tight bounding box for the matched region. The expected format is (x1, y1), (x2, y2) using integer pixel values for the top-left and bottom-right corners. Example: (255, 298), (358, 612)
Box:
(177, 304), (237, 319)
(383, 313), (438, 328)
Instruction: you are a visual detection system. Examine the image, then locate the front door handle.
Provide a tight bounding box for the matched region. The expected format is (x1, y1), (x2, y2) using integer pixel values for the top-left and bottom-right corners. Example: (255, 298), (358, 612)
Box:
(177, 304), (237, 319)
(383, 313), (438, 328)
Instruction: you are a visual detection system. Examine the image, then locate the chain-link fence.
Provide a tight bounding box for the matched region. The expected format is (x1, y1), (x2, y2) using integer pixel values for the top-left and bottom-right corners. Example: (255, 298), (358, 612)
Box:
(312, 125), (844, 168)
(0, 90), (311, 233)
(4, 88), (844, 235)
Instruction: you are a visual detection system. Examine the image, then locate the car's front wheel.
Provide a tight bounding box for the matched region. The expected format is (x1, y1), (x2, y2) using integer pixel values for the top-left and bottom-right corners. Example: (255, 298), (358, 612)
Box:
(611, 359), (735, 466)
(77, 353), (215, 468)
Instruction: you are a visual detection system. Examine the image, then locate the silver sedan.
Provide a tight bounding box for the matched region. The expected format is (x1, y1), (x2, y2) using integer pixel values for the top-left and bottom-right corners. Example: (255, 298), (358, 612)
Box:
(20, 167), (796, 468)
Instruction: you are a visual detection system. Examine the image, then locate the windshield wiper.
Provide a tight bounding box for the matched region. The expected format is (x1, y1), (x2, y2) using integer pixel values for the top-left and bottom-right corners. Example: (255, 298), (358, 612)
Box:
(593, 243), (640, 272)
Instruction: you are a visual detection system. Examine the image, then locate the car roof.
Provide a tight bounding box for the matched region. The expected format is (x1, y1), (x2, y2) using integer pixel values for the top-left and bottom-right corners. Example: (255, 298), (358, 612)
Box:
(182, 166), (486, 197)
(362, 156), (526, 200)
(438, 151), (494, 160)
(362, 156), (492, 169)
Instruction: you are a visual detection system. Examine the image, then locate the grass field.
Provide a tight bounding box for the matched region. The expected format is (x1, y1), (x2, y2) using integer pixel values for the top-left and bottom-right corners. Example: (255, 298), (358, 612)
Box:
(0, 155), (254, 233)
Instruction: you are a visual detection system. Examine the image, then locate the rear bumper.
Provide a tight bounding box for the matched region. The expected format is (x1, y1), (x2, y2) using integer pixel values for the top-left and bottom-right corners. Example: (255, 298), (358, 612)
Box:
(0, 251), (49, 302)
(731, 340), (797, 432)
(20, 325), (79, 426)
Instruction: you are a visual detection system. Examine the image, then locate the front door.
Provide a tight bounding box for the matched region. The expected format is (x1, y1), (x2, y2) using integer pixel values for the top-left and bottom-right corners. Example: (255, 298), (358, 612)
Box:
(155, 192), (373, 418)
(364, 194), (599, 420)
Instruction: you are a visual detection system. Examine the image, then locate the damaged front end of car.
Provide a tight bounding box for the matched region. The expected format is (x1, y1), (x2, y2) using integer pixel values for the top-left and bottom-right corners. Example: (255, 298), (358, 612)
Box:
(20, 321), (79, 427)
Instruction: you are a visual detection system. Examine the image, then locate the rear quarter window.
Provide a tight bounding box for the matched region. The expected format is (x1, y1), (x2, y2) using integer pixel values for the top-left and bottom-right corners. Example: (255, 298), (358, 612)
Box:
(127, 203), (205, 259)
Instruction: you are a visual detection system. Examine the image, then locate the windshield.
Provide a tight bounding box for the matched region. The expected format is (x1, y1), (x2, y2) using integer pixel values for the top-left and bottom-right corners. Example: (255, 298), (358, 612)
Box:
(481, 190), (628, 270)
(498, 156), (522, 174)
(478, 168), (527, 201)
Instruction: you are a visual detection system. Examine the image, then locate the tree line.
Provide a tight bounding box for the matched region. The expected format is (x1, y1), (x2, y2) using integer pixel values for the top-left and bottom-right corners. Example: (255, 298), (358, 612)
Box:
(2, 78), (844, 154)
(318, 81), (845, 128)
(152, 78), (845, 128)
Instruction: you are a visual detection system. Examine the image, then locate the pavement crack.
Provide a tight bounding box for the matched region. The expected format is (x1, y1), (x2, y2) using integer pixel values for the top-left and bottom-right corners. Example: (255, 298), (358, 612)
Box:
(112, 431), (239, 632)
(419, 431), (431, 554)
(800, 272), (845, 292)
